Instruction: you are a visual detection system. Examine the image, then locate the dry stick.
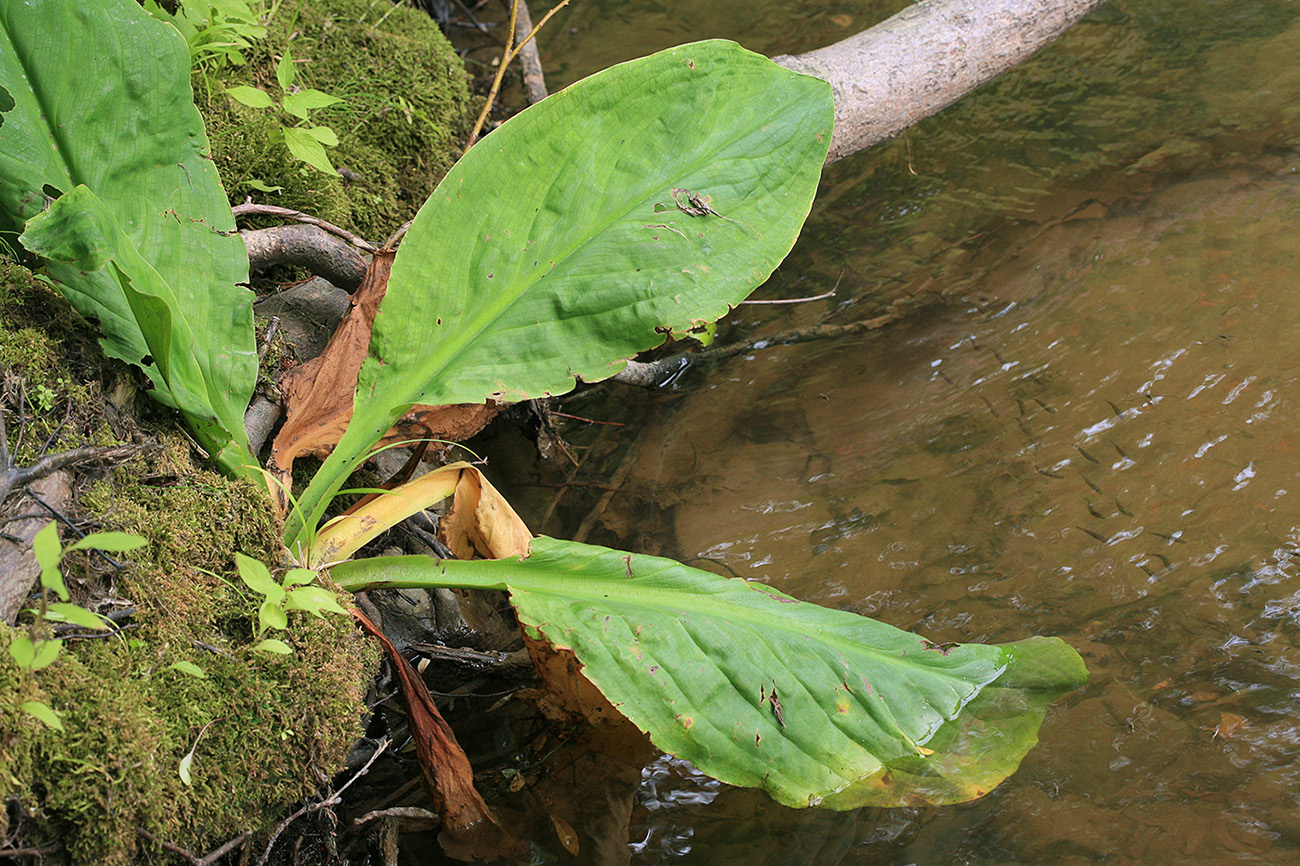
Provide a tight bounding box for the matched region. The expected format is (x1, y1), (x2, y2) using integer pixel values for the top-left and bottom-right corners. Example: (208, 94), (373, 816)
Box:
(737, 289), (836, 305)
(464, 0), (572, 149)
(242, 224), (370, 291)
(232, 203), (379, 254)
(254, 738), (392, 866)
(0, 844), (63, 860)
(136, 828), (252, 866)
(0, 443), (150, 506)
(464, 0), (519, 151)
(610, 309), (902, 389)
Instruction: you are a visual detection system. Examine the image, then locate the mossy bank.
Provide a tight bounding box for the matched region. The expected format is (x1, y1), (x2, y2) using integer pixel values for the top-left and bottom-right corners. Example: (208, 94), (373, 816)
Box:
(0, 256), (376, 863)
(0, 0), (479, 852)
(200, 0), (473, 243)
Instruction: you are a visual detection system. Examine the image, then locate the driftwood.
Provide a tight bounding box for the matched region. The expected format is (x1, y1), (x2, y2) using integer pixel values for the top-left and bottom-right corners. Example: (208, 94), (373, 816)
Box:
(774, 0), (1109, 163)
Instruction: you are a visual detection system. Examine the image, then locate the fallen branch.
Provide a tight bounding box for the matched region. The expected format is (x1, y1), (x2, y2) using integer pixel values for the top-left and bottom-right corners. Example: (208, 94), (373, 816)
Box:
(512, 0), (549, 105)
(773, 0), (1109, 163)
(242, 225), (369, 292)
(0, 443), (149, 506)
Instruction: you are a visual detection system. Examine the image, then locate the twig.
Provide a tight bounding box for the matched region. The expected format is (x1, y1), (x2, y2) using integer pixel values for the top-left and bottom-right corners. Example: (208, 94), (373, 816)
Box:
(0, 444), (151, 506)
(549, 412), (623, 426)
(137, 828), (251, 866)
(738, 270), (842, 305)
(254, 738), (391, 866)
(738, 289), (837, 305)
(232, 203), (379, 254)
(610, 309), (901, 388)
(382, 220), (412, 251)
(464, 0), (519, 151)
(0, 844), (63, 859)
(464, 0), (571, 149)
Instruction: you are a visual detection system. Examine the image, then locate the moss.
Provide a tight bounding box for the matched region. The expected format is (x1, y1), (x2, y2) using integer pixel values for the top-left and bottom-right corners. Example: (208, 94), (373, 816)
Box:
(0, 260), (377, 863)
(199, 0), (473, 243)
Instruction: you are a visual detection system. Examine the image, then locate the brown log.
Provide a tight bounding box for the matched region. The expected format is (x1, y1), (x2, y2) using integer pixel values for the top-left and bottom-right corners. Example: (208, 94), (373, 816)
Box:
(774, 0), (1110, 163)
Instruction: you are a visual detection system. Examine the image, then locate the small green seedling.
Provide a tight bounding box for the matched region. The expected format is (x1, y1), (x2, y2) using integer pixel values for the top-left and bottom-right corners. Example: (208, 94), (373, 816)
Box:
(234, 552), (349, 654)
(8, 522), (147, 731)
(226, 47), (343, 174)
(144, 0), (269, 70)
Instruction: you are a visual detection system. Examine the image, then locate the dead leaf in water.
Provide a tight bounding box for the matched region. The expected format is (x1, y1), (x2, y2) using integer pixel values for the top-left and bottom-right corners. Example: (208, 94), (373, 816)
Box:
(551, 814), (580, 855)
(1214, 712), (1246, 740)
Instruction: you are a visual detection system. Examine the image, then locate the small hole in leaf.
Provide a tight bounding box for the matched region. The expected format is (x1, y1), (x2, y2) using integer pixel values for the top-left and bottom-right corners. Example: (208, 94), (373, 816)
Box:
(41, 183), (64, 199)
(141, 354), (154, 366)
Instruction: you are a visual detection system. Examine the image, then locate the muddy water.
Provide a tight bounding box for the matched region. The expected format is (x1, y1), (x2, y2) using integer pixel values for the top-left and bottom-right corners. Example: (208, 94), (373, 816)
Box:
(472, 1), (1300, 863)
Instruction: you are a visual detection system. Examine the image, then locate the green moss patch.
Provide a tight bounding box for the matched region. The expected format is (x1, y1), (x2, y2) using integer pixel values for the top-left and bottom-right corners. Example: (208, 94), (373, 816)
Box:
(200, 0), (473, 243)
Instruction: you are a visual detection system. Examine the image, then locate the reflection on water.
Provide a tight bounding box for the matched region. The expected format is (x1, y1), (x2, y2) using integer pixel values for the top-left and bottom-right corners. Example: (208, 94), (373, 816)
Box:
(470, 1), (1300, 863)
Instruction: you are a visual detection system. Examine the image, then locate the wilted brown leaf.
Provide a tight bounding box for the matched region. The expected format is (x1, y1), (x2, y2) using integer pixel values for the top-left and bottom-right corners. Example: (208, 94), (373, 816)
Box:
(272, 251), (394, 487)
(352, 608), (521, 862)
(270, 252), (503, 510)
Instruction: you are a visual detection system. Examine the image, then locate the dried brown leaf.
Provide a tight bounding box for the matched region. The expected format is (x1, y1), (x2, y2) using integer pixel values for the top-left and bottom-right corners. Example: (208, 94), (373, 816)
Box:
(352, 608), (521, 862)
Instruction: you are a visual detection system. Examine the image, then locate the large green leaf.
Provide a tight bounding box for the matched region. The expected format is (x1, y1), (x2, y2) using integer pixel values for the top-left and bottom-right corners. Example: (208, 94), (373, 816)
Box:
(0, 0), (256, 476)
(290, 40), (833, 542)
(331, 539), (1087, 809)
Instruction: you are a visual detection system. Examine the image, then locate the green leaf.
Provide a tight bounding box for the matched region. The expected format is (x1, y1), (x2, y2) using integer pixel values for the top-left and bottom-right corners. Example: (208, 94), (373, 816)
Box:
(31, 522), (67, 600)
(234, 552), (284, 601)
(252, 637), (293, 654)
(281, 89), (342, 120)
(245, 178), (283, 193)
(226, 84), (275, 109)
(302, 125), (339, 147)
(282, 126), (336, 174)
(331, 539), (1087, 809)
(8, 634), (36, 667)
(44, 603), (111, 630)
(290, 40), (833, 541)
(275, 48), (295, 90)
(0, 0), (258, 478)
(283, 585), (349, 618)
(258, 599), (288, 632)
(283, 568), (319, 586)
(178, 750), (194, 785)
(20, 701), (65, 732)
(67, 531), (148, 553)
(10, 634), (63, 670)
(165, 660), (208, 678)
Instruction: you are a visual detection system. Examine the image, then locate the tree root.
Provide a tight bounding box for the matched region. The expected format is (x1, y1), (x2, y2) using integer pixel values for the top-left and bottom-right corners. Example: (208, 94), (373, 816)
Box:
(241, 224), (369, 293)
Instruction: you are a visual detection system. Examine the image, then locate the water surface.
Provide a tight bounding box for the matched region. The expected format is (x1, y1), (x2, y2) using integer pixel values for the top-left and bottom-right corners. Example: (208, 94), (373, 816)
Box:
(472, 2), (1300, 862)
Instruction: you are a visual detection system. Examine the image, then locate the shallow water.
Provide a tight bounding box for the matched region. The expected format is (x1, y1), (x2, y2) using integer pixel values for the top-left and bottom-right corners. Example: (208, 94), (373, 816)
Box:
(465, 1), (1300, 862)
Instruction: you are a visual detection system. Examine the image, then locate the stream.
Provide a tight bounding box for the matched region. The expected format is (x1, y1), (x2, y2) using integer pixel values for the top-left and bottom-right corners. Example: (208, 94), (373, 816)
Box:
(453, 0), (1300, 863)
